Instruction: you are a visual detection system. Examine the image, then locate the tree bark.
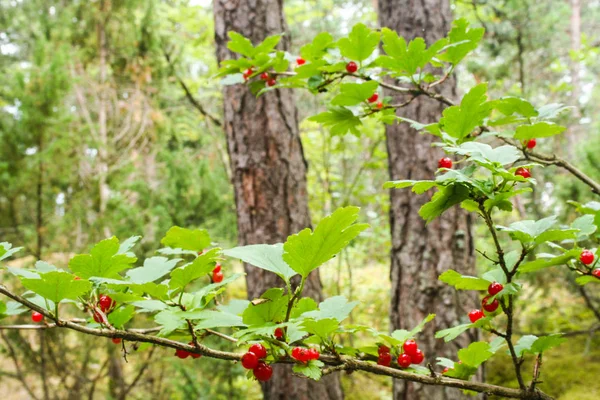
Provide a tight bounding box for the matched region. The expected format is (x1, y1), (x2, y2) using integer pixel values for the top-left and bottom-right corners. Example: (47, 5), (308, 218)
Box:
(213, 1), (343, 398)
(377, 1), (479, 399)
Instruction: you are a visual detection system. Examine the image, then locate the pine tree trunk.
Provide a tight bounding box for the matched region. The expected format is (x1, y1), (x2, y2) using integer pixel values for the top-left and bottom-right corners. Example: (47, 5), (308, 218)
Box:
(377, 1), (480, 399)
(213, 1), (343, 398)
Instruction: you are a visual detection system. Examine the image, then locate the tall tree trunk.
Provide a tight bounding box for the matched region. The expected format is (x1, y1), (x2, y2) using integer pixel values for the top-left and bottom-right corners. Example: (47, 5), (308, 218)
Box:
(377, 2), (479, 399)
(213, 1), (343, 399)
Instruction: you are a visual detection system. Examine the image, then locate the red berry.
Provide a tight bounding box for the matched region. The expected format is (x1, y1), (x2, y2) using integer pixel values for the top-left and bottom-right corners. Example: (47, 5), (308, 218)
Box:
(213, 264), (222, 273)
(442, 367), (450, 374)
(296, 57), (306, 65)
(410, 349), (424, 364)
(488, 282), (503, 296)
(592, 269), (600, 279)
(31, 311), (43, 323)
(482, 296), (499, 313)
(376, 101), (383, 109)
(469, 309), (485, 323)
(526, 138), (537, 149)
(292, 347), (309, 363)
(253, 362), (273, 381)
(188, 341), (201, 359)
(267, 78), (277, 87)
(378, 352), (392, 366)
(515, 167), (531, 179)
(244, 68), (253, 77)
(175, 348), (190, 359)
(74, 276), (81, 281)
(397, 353), (412, 368)
(242, 351), (259, 369)
(403, 339), (418, 356)
(112, 338), (122, 344)
(438, 157), (453, 169)
(249, 343), (267, 359)
(378, 345), (390, 355)
(346, 61), (358, 73)
(98, 295), (115, 313)
(274, 327), (284, 340)
(92, 311), (104, 324)
(368, 93), (379, 103)
(580, 250), (595, 265)
(260, 72), (270, 80)
(306, 348), (320, 361)
(212, 271), (224, 283)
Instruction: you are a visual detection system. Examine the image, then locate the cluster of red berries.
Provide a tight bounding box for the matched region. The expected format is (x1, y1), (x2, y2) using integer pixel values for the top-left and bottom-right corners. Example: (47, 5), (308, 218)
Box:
(367, 92), (383, 109)
(92, 294), (116, 324)
(212, 263), (224, 283)
(438, 157), (453, 169)
(291, 347), (320, 363)
(259, 72), (277, 87)
(241, 343), (273, 381)
(469, 282), (503, 323)
(377, 340), (424, 369)
(175, 341), (202, 359)
(580, 250), (600, 278)
(242, 67), (254, 80)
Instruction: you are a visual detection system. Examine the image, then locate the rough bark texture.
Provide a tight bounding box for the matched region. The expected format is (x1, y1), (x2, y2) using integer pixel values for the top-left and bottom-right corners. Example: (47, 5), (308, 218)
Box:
(213, 1), (343, 398)
(377, 1), (480, 399)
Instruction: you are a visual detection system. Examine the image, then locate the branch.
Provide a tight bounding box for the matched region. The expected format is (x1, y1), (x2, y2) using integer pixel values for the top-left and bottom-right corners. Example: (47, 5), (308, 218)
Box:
(0, 285), (553, 399)
(162, 46), (222, 127)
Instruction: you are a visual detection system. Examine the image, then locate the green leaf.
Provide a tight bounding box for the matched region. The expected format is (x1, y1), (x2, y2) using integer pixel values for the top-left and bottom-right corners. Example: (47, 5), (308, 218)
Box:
(458, 341), (493, 367)
(118, 236), (141, 255)
(514, 335), (538, 357)
(0, 242), (23, 262)
(300, 32), (335, 61)
(308, 107), (362, 137)
(378, 29), (446, 75)
(161, 226), (211, 252)
(495, 97), (538, 118)
(531, 335), (566, 353)
(419, 184), (470, 223)
(439, 270), (490, 290)
(169, 248), (220, 291)
(223, 244), (296, 284)
(331, 81), (379, 106)
(126, 257), (182, 284)
(337, 23), (380, 62)
(290, 297), (318, 319)
(439, 19), (485, 65)
(572, 214), (597, 239)
(576, 275), (600, 285)
(519, 249), (580, 273)
(69, 237), (137, 279)
(514, 122), (566, 141)
(283, 207), (368, 278)
(227, 32), (255, 58)
(446, 142), (521, 165)
(293, 360), (324, 380)
(155, 308), (187, 335)
(0, 300), (6, 319)
(301, 318), (339, 339)
(435, 323), (473, 342)
(21, 271), (91, 304)
(194, 310), (247, 330)
(300, 296), (358, 322)
(108, 305), (135, 329)
(439, 83), (493, 140)
(242, 288), (289, 326)
(497, 216), (558, 243)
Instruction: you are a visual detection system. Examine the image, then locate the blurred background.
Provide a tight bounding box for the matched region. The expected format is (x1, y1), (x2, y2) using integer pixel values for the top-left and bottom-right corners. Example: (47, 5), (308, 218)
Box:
(1, 0), (600, 399)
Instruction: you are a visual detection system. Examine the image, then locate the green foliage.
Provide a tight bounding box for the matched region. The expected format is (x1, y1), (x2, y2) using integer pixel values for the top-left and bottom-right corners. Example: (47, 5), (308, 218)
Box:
(21, 271), (91, 305)
(223, 244), (297, 284)
(161, 227), (212, 252)
(337, 23), (380, 62)
(283, 206), (368, 278)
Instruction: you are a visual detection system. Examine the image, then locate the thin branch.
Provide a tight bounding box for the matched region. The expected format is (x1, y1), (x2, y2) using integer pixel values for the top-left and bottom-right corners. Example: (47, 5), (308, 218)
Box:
(0, 284), (553, 399)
